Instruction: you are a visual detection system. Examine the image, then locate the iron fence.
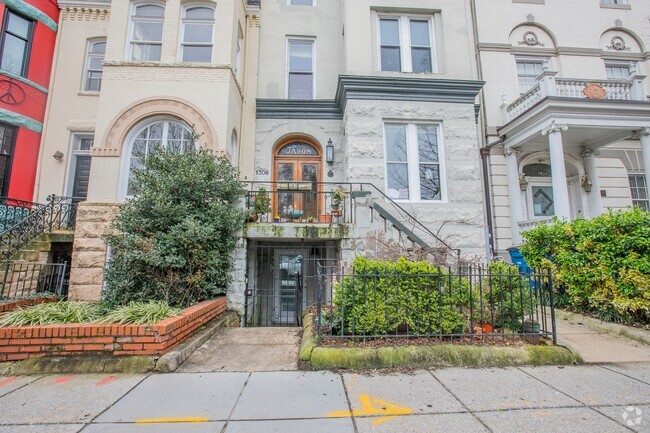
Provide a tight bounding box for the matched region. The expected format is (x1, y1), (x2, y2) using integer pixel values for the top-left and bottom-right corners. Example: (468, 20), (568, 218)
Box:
(315, 264), (557, 344)
(1, 196), (81, 260)
(0, 197), (43, 233)
(0, 261), (68, 299)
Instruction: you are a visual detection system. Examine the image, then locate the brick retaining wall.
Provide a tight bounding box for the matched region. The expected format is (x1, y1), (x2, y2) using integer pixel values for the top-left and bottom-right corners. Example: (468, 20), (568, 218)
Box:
(0, 296), (58, 314)
(0, 297), (227, 362)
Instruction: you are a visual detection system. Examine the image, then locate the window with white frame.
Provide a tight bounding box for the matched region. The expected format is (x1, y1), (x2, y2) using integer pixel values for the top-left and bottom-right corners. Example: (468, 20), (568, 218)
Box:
(235, 24), (243, 78)
(601, 0), (627, 4)
(68, 134), (93, 199)
(289, 0), (314, 5)
(124, 119), (193, 197)
(181, 4), (215, 62)
(629, 174), (649, 211)
(287, 39), (314, 99)
(129, 3), (164, 61)
(516, 59), (544, 93)
(378, 15), (435, 73)
(230, 130), (238, 166)
(384, 123), (444, 201)
(84, 40), (106, 91)
(605, 61), (635, 79)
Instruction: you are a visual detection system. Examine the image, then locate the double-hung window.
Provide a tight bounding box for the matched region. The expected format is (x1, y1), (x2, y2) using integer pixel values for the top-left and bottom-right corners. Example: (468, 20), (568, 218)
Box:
(605, 61), (635, 79)
(181, 4), (215, 62)
(129, 3), (164, 61)
(0, 9), (33, 77)
(629, 174), (649, 211)
(385, 123), (444, 201)
(84, 40), (106, 91)
(516, 59), (544, 93)
(378, 15), (434, 73)
(287, 39), (314, 99)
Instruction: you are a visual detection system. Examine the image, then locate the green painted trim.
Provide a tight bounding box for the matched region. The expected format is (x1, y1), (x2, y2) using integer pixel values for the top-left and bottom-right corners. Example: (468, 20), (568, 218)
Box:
(1, 69), (48, 93)
(1, 0), (58, 32)
(0, 107), (42, 132)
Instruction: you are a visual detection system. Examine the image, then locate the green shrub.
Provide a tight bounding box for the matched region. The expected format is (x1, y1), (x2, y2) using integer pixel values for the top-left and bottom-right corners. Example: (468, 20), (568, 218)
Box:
(484, 261), (535, 332)
(103, 147), (242, 308)
(98, 301), (182, 325)
(521, 208), (650, 324)
(0, 301), (99, 326)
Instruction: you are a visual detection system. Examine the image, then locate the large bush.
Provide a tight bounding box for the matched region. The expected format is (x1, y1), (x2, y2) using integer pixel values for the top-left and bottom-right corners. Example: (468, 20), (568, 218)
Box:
(103, 148), (242, 308)
(521, 208), (650, 324)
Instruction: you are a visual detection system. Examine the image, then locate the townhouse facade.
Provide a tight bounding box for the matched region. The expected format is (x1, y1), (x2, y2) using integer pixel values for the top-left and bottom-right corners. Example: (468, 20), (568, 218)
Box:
(0, 0), (58, 203)
(474, 0), (650, 259)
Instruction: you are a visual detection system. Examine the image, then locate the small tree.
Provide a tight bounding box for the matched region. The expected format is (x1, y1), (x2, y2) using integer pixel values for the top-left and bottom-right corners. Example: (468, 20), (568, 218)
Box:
(103, 147), (243, 308)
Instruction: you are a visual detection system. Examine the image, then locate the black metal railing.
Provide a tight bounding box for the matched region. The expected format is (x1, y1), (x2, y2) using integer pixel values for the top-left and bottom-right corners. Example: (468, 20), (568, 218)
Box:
(244, 181), (354, 224)
(0, 261), (68, 299)
(1, 195), (82, 260)
(0, 197), (44, 233)
(315, 263), (557, 344)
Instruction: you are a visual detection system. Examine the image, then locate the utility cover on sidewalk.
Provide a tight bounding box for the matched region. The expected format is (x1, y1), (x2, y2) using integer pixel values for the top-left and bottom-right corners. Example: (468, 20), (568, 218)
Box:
(179, 327), (302, 372)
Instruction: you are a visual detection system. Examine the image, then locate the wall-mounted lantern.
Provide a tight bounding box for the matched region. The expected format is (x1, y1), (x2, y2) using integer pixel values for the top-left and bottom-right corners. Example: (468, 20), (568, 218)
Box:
(581, 175), (593, 193)
(53, 151), (64, 161)
(326, 138), (334, 164)
(518, 174), (528, 191)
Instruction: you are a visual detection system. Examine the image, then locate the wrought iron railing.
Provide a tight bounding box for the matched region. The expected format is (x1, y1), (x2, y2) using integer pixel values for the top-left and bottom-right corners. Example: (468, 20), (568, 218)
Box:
(0, 261), (68, 299)
(0, 197), (44, 233)
(1, 195), (82, 260)
(315, 263), (557, 344)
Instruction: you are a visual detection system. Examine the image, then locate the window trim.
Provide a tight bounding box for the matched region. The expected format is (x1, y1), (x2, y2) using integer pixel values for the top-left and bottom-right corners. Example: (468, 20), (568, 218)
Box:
(375, 14), (437, 74)
(628, 172), (649, 211)
(127, 1), (165, 62)
(515, 56), (547, 94)
(285, 37), (316, 100)
(64, 133), (94, 197)
(526, 179), (556, 218)
(0, 8), (34, 77)
(382, 121), (447, 203)
(178, 2), (216, 63)
(118, 117), (193, 200)
(83, 39), (106, 92)
(235, 23), (243, 79)
(604, 60), (636, 80)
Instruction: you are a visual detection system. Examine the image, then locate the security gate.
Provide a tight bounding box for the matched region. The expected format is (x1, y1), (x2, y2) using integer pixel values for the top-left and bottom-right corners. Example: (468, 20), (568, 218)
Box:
(244, 241), (338, 327)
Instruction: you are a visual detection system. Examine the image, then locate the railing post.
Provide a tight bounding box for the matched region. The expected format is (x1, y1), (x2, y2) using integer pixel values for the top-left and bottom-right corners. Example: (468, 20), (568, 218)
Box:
(316, 264), (323, 345)
(547, 268), (557, 345)
(537, 61), (558, 98)
(500, 94), (510, 123)
(628, 64), (647, 101)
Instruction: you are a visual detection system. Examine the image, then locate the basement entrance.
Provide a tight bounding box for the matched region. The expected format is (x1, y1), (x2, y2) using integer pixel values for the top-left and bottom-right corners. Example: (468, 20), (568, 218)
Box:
(244, 241), (337, 327)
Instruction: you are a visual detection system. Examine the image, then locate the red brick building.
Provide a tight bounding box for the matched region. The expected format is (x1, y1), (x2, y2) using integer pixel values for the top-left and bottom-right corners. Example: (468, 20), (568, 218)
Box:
(0, 0), (58, 201)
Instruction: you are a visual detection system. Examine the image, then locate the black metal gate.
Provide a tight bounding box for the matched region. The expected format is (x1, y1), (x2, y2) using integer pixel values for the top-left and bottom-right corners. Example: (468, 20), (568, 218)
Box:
(243, 241), (338, 327)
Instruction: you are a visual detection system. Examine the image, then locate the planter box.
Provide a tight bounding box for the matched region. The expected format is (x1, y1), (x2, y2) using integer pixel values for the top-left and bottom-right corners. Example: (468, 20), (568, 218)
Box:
(0, 297), (227, 362)
(0, 296), (58, 314)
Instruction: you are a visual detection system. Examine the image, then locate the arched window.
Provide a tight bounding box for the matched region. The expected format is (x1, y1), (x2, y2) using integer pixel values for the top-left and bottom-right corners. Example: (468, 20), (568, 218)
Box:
(129, 3), (165, 61)
(123, 118), (193, 197)
(181, 4), (215, 62)
(84, 39), (106, 91)
(230, 130), (238, 166)
(523, 163), (552, 177)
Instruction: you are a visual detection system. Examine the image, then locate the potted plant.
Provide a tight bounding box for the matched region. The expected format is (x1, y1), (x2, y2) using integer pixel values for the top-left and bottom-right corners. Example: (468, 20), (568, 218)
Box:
(273, 214), (281, 223)
(253, 187), (271, 221)
(330, 187), (348, 211)
(307, 216), (316, 223)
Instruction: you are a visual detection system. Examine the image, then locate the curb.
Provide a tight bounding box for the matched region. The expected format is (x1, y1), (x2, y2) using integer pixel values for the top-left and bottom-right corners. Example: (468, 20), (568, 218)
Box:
(155, 310), (239, 372)
(300, 314), (584, 370)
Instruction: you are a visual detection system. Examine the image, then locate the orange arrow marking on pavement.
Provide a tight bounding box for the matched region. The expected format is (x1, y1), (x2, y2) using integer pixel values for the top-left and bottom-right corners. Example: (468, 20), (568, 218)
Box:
(328, 394), (413, 425)
(0, 377), (16, 387)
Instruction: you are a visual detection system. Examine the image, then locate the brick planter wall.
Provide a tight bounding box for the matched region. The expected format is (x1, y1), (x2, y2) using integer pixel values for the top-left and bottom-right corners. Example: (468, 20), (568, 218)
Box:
(0, 296), (58, 314)
(0, 297), (227, 362)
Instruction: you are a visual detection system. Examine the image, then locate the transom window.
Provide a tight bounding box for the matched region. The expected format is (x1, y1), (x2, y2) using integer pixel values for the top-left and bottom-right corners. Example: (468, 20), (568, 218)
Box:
(385, 123), (443, 201)
(129, 3), (164, 61)
(125, 119), (193, 196)
(181, 4), (215, 62)
(287, 39), (314, 99)
(0, 9), (33, 77)
(516, 59), (544, 93)
(378, 15), (434, 73)
(629, 174), (649, 211)
(84, 40), (106, 91)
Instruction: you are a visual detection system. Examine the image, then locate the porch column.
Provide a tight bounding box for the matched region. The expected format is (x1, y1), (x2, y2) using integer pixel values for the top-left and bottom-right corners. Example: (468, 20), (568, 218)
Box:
(542, 121), (571, 220)
(581, 149), (602, 217)
(505, 147), (523, 245)
(638, 128), (650, 195)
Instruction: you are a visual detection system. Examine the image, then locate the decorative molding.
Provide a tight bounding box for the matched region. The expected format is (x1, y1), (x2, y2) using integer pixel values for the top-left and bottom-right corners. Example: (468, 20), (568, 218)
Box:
(257, 100), (342, 120)
(0, 107), (42, 133)
(581, 149), (601, 158)
(518, 31), (545, 47)
(2, 0), (58, 32)
(0, 70), (48, 94)
(478, 43), (650, 60)
(607, 36), (631, 52)
(542, 121), (568, 136)
(61, 7), (110, 21)
(632, 127), (650, 139)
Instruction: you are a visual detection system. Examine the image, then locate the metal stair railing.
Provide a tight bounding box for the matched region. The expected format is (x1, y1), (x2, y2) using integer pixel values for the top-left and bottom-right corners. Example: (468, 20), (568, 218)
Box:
(1, 195), (82, 261)
(0, 197), (45, 233)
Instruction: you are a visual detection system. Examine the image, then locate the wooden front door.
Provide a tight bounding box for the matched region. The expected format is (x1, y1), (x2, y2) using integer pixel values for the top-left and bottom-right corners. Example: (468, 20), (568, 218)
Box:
(274, 141), (321, 221)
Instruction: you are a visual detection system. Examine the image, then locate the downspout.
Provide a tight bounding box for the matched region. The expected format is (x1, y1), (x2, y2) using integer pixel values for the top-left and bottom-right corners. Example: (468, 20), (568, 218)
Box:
(480, 146), (495, 260)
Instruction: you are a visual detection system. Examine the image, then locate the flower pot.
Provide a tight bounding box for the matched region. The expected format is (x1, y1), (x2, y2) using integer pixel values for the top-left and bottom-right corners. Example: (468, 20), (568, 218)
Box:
(331, 203), (340, 211)
(522, 319), (541, 343)
(248, 214), (258, 222)
(273, 218), (280, 223)
(319, 214), (332, 223)
(474, 322), (493, 334)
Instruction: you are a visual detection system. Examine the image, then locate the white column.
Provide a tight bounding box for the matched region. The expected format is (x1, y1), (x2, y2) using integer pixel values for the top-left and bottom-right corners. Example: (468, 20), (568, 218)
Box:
(505, 148), (523, 245)
(543, 121), (571, 220)
(639, 128), (650, 196)
(581, 149), (602, 217)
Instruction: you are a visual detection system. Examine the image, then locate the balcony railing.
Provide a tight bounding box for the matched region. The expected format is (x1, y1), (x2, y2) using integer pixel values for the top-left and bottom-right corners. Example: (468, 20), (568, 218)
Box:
(518, 217), (553, 231)
(502, 63), (647, 123)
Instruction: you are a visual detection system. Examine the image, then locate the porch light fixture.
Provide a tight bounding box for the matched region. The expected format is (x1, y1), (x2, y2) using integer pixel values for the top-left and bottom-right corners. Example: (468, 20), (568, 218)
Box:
(326, 138), (334, 164)
(53, 151), (64, 161)
(581, 175), (593, 193)
(518, 174), (528, 192)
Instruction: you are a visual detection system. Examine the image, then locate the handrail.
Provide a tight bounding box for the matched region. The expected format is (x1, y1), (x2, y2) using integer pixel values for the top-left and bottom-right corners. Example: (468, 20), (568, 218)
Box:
(0, 197), (46, 234)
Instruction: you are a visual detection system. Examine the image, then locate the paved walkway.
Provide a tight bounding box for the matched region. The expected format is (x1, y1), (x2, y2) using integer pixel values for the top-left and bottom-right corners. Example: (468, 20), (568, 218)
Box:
(179, 327), (302, 372)
(1, 364), (649, 432)
(554, 310), (650, 363)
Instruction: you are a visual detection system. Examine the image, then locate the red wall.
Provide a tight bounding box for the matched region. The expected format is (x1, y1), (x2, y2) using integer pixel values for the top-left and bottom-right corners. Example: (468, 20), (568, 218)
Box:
(0, 1), (58, 202)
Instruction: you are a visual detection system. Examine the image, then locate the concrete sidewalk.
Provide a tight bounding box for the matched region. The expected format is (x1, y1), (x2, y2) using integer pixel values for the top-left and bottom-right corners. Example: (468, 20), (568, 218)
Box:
(1, 364), (649, 432)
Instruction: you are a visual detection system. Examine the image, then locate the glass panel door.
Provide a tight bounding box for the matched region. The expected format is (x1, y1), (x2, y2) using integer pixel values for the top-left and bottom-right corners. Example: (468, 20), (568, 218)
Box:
(301, 163), (318, 219)
(274, 252), (302, 325)
(274, 157), (320, 221)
